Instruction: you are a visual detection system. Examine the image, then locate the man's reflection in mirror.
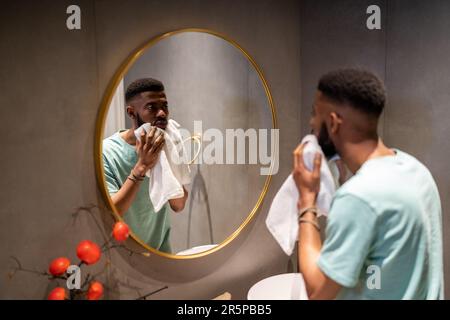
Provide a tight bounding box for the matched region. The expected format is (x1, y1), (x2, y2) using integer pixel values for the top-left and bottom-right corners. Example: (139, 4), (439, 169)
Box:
(102, 78), (188, 253)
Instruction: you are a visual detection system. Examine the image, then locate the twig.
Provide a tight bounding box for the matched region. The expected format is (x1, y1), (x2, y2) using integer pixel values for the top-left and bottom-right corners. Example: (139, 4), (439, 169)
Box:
(102, 243), (150, 257)
(9, 256), (66, 280)
(136, 286), (169, 300)
(72, 204), (110, 243)
(101, 236), (114, 250)
(81, 273), (92, 290)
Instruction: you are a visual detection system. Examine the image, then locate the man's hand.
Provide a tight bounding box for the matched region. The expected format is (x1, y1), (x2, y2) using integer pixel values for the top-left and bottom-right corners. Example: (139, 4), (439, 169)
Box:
(292, 143), (322, 207)
(134, 127), (165, 176)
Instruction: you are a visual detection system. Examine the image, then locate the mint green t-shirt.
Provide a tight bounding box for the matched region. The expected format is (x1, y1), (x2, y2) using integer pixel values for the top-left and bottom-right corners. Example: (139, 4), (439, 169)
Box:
(318, 150), (444, 300)
(102, 131), (172, 253)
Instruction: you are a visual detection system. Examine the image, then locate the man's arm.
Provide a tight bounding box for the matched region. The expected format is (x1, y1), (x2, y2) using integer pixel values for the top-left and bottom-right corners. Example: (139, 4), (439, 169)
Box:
(297, 203), (342, 299)
(111, 127), (165, 216)
(293, 143), (342, 300)
(169, 187), (188, 212)
(110, 172), (145, 216)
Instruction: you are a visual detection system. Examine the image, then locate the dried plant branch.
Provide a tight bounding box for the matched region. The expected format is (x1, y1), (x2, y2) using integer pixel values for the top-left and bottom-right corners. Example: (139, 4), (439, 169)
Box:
(136, 286), (169, 300)
(11, 203), (166, 300)
(9, 256), (67, 280)
(72, 204), (110, 242)
(102, 243), (150, 258)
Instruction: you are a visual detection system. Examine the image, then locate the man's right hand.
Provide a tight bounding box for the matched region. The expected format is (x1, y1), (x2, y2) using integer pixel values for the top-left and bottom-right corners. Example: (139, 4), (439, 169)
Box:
(133, 127), (165, 176)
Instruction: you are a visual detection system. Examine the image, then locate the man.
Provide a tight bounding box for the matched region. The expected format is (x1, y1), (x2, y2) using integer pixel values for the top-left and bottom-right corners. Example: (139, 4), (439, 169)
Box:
(102, 78), (188, 253)
(293, 69), (443, 299)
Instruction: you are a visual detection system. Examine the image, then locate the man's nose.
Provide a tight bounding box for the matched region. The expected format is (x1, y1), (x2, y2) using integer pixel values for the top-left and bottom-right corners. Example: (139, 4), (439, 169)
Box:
(156, 108), (167, 118)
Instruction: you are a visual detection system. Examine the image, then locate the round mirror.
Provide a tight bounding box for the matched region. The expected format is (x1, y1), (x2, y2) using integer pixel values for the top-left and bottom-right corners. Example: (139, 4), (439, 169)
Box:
(95, 29), (277, 259)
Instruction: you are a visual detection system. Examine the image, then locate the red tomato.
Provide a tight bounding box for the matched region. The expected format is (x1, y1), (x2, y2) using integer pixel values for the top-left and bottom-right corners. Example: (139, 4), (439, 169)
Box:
(87, 281), (104, 300)
(48, 257), (71, 276)
(76, 240), (101, 265)
(47, 287), (66, 300)
(112, 221), (130, 242)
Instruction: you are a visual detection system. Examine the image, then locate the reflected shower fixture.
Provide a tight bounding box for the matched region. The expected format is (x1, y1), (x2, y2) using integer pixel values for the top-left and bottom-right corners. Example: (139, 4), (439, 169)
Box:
(187, 163), (214, 248)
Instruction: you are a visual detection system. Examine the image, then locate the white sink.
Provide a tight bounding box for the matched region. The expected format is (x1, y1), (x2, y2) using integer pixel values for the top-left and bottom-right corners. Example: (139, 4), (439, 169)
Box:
(176, 244), (218, 255)
(247, 273), (309, 300)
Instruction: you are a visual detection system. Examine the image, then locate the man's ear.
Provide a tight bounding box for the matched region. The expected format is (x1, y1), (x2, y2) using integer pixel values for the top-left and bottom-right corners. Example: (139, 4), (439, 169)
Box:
(329, 111), (342, 134)
(126, 105), (135, 119)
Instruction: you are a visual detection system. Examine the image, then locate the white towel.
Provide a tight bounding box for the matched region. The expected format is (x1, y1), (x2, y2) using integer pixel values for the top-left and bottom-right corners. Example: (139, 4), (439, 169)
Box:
(265, 134), (336, 256)
(134, 119), (191, 212)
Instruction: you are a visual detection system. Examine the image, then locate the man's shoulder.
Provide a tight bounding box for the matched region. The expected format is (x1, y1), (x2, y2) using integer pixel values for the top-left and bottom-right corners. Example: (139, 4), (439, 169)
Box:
(102, 132), (123, 153)
(392, 149), (439, 195)
(103, 132), (120, 144)
(335, 149), (439, 211)
(334, 169), (378, 199)
(396, 149), (435, 178)
(332, 159), (393, 212)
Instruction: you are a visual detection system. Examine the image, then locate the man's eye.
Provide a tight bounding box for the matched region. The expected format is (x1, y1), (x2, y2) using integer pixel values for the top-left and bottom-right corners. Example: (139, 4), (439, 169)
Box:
(145, 105), (169, 113)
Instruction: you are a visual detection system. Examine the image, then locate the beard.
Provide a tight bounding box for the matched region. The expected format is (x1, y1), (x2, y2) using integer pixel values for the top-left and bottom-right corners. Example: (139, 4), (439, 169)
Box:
(135, 113), (146, 128)
(318, 123), (338, 159)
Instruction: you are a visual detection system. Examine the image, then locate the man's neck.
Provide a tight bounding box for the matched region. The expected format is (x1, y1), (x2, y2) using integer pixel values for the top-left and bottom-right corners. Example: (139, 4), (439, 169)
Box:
(340, 138), (395, 174)
(120, 128), (137, 146)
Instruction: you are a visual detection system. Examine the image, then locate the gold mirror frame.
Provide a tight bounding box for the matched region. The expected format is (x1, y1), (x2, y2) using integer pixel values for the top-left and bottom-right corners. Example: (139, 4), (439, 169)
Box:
(94, 28), (278, 259)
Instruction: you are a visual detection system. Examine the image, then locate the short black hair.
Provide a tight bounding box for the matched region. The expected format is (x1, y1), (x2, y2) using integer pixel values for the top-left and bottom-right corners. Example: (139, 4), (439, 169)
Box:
(318, 68), (386, 117)
(125, 78), (165, 103)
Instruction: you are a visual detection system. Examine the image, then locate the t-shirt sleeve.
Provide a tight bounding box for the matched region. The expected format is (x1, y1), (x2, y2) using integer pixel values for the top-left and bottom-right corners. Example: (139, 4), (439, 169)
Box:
(317, 194), (377, 288)
(102, 154), (120, 194)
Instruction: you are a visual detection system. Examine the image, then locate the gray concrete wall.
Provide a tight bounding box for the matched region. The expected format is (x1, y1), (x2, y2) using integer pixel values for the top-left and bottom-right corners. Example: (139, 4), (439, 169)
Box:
(299, 0), (387, 138)
(0, 0), (300, 299)
(384, 0), (450, 298)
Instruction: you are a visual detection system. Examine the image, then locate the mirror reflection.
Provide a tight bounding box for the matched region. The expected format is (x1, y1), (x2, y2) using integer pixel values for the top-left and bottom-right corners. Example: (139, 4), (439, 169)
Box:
(101, 31), (274, 256)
